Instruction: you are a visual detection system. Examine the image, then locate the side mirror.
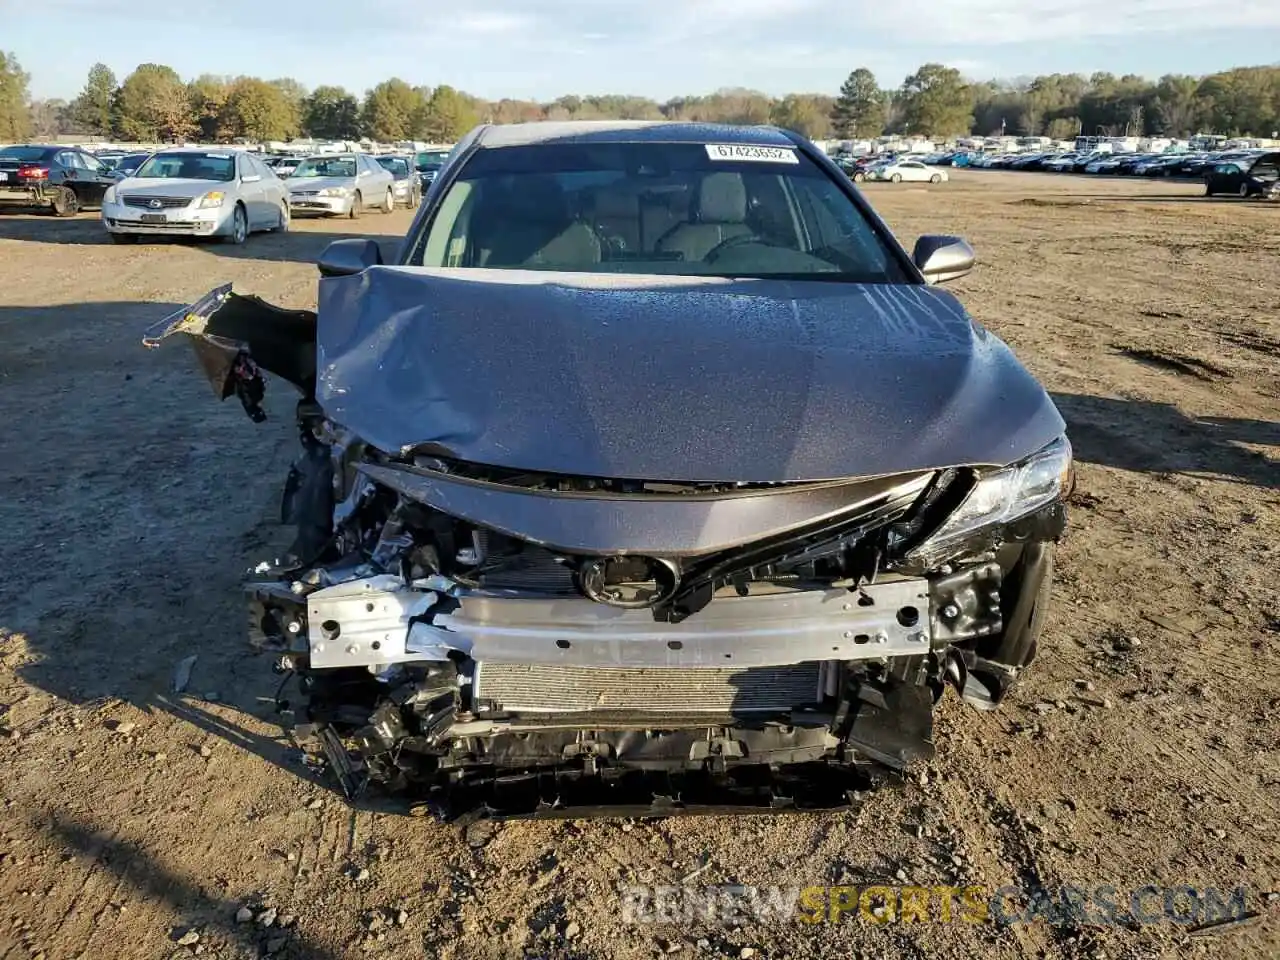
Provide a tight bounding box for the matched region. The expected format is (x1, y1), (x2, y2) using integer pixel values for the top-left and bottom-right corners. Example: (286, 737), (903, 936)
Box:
(241, 174), (262, 183)
(912, 235), (975, 284)
(318, 238), (383, 278)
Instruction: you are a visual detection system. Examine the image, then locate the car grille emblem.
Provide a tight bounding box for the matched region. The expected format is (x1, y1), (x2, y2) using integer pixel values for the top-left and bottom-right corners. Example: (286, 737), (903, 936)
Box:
(579, 555), (680, 609)
(149, 199), (163, 209)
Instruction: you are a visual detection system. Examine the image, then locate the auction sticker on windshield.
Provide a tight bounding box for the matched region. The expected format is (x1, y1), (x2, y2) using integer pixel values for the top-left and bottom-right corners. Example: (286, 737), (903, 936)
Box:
(705, 144), (799, 164)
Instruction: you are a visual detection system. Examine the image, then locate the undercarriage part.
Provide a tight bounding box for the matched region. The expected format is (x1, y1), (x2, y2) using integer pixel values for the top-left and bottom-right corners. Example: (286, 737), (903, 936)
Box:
(930, 561), (1004, 644)
(959, 541), (1056, 708)
(425, 762), (898, 820)
(313, 723), (366, 799)
(279, 410), (336, 565)
(294, 714), (908, 819)
(246, 582), (307, 654)
(285, 643), (941, 816)
(839, 678), (936, 769)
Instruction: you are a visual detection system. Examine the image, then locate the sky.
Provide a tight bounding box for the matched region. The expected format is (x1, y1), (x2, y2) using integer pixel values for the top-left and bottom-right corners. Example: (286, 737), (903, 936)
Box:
(8, 0), (1280, 102)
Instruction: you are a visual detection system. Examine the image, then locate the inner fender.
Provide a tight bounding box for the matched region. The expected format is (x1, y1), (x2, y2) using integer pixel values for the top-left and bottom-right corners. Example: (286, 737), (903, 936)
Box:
(142, 284), (318, 400)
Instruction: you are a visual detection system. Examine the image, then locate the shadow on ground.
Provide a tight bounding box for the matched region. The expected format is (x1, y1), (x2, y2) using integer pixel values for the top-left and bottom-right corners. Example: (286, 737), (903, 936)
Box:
(0, 209), (403, 264)
(0, 298), (331, 796)
(1084, 195), (1267, 205)
(1052, 392), (1278, 489)
(30, 806), (346, 959)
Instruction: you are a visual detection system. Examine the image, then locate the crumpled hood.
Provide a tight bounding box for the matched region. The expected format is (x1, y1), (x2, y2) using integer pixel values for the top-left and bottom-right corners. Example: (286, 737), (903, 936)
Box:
(316, 266), (1065, 483)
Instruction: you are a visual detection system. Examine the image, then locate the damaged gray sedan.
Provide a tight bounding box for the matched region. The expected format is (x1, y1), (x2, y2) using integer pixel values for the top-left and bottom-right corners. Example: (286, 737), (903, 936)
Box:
(144, 122), (1072, 817)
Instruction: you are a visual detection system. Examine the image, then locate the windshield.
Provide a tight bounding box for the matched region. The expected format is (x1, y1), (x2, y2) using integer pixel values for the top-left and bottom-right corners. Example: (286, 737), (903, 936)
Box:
(135, 152), (236, 181)
(0, 146), (54, 163)
(415, 151), (449, 171)
(378, 157), (410, 176)
(291, 156), (356, 178)
(407, 142), (903, 282)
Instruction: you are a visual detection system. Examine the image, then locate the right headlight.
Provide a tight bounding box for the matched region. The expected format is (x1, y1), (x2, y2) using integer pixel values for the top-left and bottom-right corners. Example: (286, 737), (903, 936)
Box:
(319, 187), (350, 197)
(911, 436), (1073, 555)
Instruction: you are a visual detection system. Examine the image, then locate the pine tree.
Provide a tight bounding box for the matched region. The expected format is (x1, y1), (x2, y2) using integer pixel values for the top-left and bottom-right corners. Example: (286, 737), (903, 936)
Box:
(830, 68), (886, 139)
(70, 63), (116, 135)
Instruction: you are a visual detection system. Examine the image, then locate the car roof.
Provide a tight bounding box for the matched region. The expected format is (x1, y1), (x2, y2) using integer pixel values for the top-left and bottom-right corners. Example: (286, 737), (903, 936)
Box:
(151, 147), (237, 154)
(473, 120), (796, 149)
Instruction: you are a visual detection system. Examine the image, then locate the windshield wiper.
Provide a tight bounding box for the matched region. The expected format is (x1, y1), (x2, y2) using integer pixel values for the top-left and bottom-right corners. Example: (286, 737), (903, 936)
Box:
(711, 272), (889, 283)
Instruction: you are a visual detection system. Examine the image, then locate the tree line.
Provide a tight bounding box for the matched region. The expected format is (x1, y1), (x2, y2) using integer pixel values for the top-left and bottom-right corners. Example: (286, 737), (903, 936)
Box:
(1, 54), (1278, 146)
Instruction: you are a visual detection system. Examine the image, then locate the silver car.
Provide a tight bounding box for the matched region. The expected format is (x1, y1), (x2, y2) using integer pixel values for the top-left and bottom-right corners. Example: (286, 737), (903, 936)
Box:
(376, 154), (422, 208)
(101, 149), (290, 244)
(286, 153), (395, 218)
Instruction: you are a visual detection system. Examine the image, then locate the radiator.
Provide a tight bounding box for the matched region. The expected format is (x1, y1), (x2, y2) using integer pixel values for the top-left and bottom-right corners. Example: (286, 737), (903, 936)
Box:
(473, 662), (823, 714)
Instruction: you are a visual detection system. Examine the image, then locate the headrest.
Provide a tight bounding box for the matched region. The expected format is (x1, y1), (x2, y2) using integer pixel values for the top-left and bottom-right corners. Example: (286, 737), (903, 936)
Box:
(697, 172), (747, 223)
(592, 189), (640, 219)
(505, 175), (567, 222)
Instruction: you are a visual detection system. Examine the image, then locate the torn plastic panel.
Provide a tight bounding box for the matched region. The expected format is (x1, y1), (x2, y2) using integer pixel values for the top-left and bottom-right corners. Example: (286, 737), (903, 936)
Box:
(143, 284), (318, 400)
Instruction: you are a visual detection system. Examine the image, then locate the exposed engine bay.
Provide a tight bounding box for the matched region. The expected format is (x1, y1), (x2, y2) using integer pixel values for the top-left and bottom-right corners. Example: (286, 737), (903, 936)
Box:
(144, 277), (1070, 818)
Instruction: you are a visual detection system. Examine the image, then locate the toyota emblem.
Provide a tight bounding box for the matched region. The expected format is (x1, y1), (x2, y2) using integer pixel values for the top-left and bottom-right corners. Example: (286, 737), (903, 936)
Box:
(579, 555), (680, 609)
(149, 198), (162, 209)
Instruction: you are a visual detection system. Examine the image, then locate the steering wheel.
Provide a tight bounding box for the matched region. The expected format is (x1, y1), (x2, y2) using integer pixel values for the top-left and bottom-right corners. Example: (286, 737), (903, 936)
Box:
(591, 221), (628, 256)
(704, 232), (764, 262)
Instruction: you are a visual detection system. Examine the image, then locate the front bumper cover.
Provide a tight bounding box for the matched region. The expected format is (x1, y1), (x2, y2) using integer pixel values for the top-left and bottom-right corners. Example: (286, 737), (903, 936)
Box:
(289, 194), (352, 215)
(102, 200), (228, 236)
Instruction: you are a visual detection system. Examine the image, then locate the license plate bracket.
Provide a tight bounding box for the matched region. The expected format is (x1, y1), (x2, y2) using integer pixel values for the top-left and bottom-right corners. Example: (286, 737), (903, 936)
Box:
(140, 213), (166, 224)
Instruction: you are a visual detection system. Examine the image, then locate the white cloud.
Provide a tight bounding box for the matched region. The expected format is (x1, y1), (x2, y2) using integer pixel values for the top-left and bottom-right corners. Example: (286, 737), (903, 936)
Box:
(16, 0), (1280, 101)
(453, 11), (531, 34)
(853, 0), (1280, 45)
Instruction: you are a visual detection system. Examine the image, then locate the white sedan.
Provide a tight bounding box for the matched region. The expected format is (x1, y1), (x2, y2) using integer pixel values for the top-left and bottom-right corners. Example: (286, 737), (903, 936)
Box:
(868, 160), (948, 183)
(101, 149), (289, 244)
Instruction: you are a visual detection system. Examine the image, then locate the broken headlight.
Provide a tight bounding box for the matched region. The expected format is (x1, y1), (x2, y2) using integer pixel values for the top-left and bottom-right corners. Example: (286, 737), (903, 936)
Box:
(911, 436), (1072, 555)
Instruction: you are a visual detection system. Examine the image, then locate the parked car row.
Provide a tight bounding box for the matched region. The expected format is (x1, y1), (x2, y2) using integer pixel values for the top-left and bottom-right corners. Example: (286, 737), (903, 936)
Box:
(0, 142), (417, 243)
(929, 146), (1280, 197)
(832, 155), (949, 184)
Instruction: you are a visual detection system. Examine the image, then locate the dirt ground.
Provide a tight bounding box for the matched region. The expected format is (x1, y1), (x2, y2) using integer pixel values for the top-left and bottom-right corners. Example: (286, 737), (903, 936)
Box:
(0, 170), (1277, 960)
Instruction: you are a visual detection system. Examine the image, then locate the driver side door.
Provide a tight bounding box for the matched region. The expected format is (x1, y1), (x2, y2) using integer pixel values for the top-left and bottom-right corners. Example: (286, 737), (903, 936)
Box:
(237, 153), (268, 228)
(75, 152), (115, 207)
